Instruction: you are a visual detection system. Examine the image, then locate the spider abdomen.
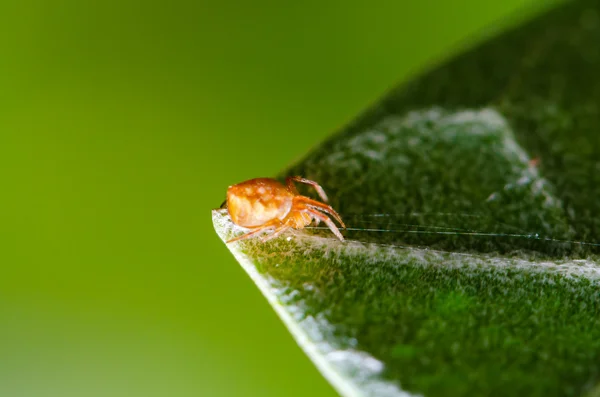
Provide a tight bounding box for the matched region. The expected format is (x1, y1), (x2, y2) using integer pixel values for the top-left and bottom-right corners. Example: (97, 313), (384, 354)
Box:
(227, 178), (293, 227)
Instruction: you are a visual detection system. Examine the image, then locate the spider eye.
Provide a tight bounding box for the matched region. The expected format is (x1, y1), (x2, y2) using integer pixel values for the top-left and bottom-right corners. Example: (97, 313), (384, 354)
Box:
(219, 199), (227, 209)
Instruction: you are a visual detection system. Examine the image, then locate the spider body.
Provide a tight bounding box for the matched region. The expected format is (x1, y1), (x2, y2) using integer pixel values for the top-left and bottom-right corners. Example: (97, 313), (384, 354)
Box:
(224, 176), (345, 243)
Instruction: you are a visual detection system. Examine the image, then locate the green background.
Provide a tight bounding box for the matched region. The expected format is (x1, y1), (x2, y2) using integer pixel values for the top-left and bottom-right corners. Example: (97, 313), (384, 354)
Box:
(0, 1), (554, 396)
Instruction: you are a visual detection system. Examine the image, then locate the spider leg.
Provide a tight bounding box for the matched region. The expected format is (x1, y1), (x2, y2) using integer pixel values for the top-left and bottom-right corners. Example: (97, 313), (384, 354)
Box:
(301, 207), (344, 242)
(294, 196), (346, 229)
(260, 224), (291, 242)
(297, 211), (315, 226)
(286, 176), (329, 202)
(227, 218), (282, 243)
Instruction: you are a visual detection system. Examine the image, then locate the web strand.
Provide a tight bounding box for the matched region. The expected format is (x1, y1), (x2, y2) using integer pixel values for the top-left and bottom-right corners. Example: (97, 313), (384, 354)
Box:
(304, 212), (600, 248)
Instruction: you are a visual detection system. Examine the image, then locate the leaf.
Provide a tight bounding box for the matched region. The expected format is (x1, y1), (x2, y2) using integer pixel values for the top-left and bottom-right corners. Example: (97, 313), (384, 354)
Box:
(213, 1), (600, 396)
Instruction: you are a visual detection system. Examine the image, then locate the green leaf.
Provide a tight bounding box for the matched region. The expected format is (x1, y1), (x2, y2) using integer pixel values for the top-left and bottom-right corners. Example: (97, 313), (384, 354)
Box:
(213, 1), (600, 396)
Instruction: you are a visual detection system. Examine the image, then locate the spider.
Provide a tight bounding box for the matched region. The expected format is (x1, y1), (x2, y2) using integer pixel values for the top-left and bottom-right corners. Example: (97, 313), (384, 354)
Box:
(221, 176), (346, 243)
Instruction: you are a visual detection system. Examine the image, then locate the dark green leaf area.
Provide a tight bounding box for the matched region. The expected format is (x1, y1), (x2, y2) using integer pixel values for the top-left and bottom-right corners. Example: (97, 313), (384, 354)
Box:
(245, 238), (600, 397)
(288, 108), (578, 257)
(295, 0), (600, 248)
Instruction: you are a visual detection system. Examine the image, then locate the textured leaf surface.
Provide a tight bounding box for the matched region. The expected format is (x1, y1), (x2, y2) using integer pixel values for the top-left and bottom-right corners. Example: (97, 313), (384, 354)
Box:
(214, 1), (600, 396)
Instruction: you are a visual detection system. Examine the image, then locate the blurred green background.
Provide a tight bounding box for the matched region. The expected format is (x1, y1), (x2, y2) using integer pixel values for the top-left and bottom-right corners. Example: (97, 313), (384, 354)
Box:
(0, 1), (552, 396)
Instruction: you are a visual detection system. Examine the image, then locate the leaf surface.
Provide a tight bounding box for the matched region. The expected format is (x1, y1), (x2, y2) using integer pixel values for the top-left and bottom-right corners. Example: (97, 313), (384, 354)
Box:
(214, 1), (600, 396)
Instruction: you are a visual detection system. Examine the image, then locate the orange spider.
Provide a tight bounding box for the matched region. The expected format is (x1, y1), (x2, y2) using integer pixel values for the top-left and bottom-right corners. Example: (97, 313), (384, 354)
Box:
(222, 176), (346, 243)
